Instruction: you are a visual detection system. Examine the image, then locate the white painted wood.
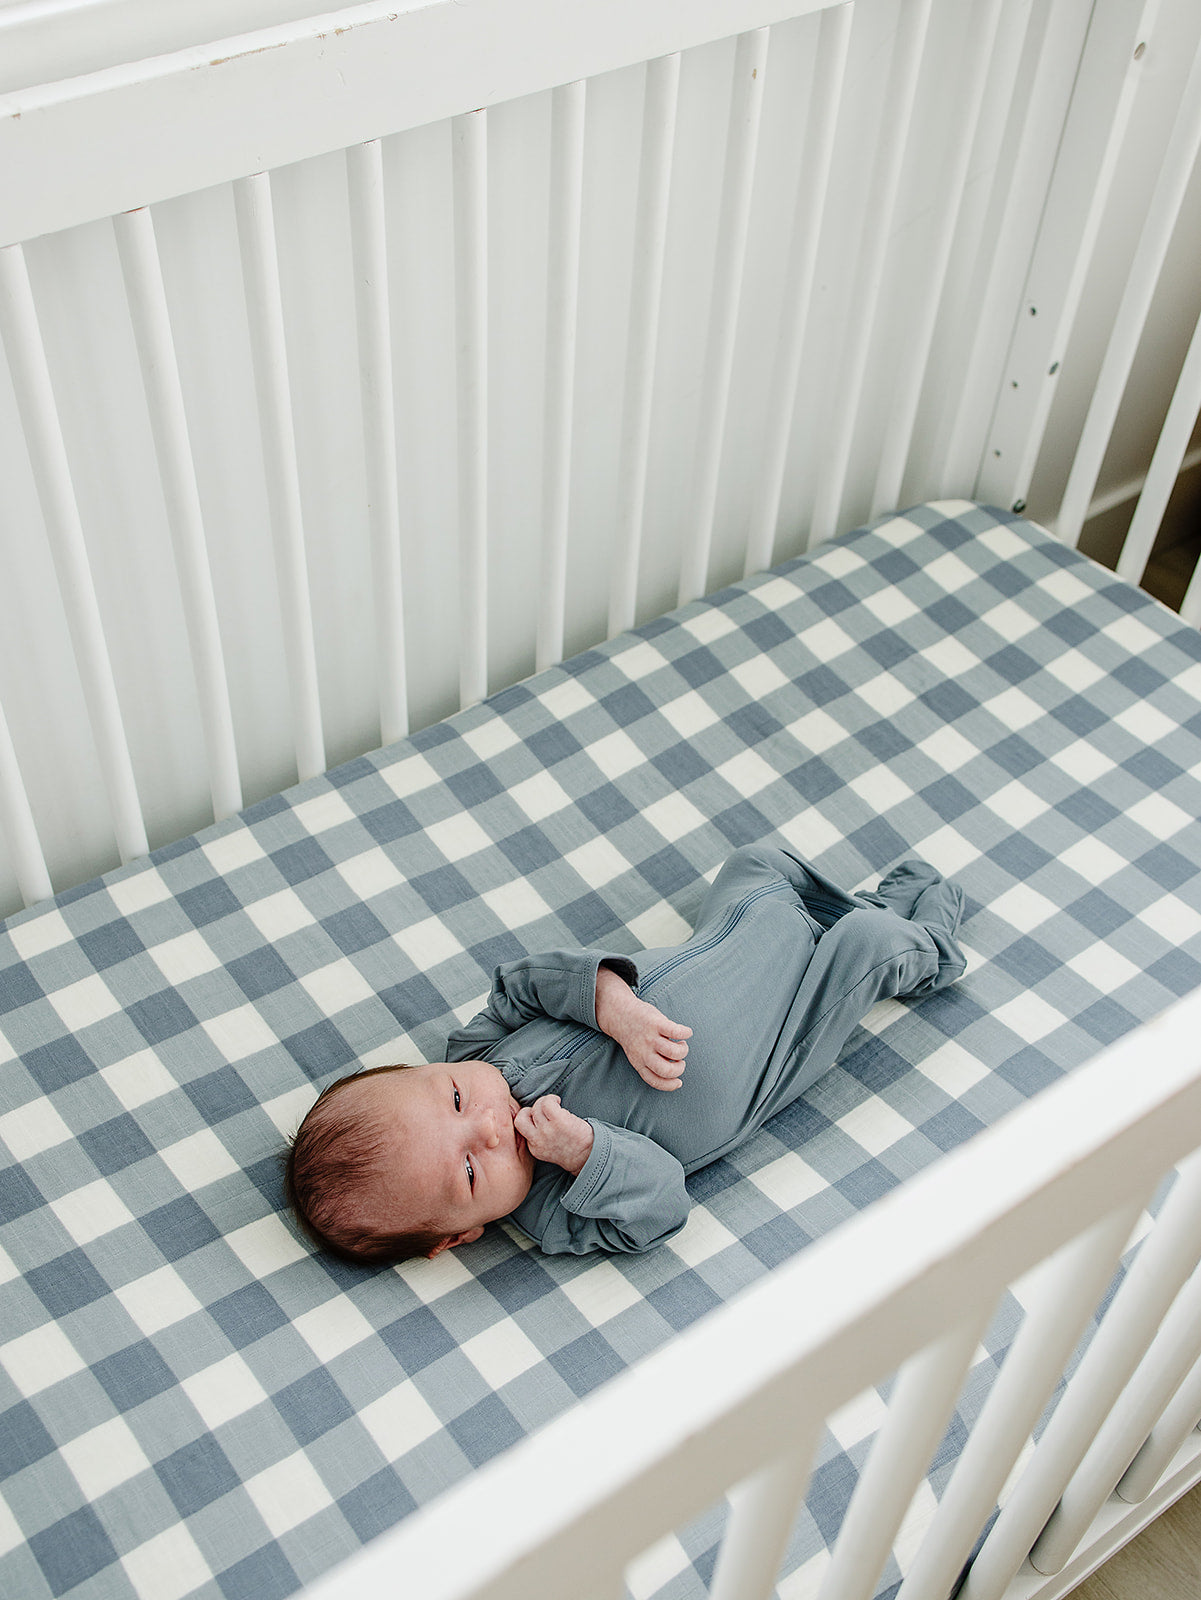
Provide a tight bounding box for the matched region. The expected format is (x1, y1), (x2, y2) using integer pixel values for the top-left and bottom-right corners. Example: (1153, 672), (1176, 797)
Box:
(935, 0), (1094, 498)
(0, 693), (52, 906)
(965, 1148), (1201, 1596)
(1119, 1357), (1201, 1504)
(818, 1313), (993, 1600)
(743, 0), (851, 576)
(896, 1201), (1146, 1600)
(0, 241), (148, 865)
(677, 26), (768, 606)
(0, 0), (342, 96)
(0, 0), (839, 252)
(1120, 298), (1201, 588)
(869, 0), (1003, 523)
(910, 0), (1035, 503)
(706, 1436), (819, 1600)
(452, 108), (488, 709)
(808, 0), (932, 547)
(347, 136), (409, 742)
(1035, 1255), (1201, 1571)
(998, 1435), (1201, 1600)
(1181, 540), (1201, 629)
(303, 983), (1201, 1600)
(1054, 26), (1201, 548)
(347, 139), (408, 744)
(609, 52), (680, 636)
(971, 0), (1159, 515)
(535, 80), (584, 674)
(233, 171), (326, 780)
(113, 205), (243, 820)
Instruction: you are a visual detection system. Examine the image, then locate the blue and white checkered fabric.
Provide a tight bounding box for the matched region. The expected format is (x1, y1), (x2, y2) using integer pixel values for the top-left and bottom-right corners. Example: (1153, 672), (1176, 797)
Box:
(3, 502), (1201, 1600)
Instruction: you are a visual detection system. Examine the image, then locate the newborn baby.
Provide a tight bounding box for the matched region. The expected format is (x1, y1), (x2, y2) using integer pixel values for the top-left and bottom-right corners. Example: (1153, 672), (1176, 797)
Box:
(286, 844), (966, 1261)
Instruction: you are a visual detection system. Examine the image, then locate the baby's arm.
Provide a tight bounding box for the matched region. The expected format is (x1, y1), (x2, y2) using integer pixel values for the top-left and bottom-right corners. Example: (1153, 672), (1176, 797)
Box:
(510, 1110), (690, 1254)
(595, 964), (691, 1090)
(446, 949), (639, 1062)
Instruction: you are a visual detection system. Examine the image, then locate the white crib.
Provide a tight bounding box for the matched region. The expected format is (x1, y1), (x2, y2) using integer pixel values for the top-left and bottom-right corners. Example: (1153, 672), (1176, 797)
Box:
(3, 3), (1201, 1599)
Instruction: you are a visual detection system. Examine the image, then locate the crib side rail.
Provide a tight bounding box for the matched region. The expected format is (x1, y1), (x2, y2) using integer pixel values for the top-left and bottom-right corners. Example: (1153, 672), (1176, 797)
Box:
(0, 0), (832, 252)
(302, 985), (1201, 1600)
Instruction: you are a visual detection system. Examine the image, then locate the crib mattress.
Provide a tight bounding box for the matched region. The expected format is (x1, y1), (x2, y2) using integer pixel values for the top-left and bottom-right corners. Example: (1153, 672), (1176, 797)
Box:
(3, 501), (1201, 1600)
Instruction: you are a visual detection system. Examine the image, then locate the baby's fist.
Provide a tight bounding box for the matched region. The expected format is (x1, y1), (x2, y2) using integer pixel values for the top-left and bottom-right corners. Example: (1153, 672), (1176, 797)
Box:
(514, 1095), (594, 1176)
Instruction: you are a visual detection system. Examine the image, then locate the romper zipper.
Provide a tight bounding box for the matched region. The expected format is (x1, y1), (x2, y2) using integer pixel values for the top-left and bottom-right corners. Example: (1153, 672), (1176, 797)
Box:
(638, 881), (780, 992)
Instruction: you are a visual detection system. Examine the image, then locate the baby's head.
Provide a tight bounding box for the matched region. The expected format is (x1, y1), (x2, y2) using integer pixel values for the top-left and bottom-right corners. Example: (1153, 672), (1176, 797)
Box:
(285, 1059), (535, 1265)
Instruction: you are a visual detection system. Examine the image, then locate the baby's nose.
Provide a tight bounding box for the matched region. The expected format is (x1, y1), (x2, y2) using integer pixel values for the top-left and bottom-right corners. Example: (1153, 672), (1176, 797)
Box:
(481, 1107), (500, 1149)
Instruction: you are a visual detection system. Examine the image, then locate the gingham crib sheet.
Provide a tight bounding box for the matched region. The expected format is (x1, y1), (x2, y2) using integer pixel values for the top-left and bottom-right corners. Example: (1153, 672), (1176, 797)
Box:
(4, 501), (1201, 1600)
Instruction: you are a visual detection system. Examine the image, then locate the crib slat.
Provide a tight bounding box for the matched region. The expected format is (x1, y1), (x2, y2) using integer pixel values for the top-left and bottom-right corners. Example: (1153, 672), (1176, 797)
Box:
(452, 108), (489, 708)
(1034, 1252), (1201, 1571)
(113, 206), (243, 822)
(609, 51), (681, 637)
(896, 1199), (1144, 1600)
(869, 0), (1004, 521)
(707, 1433), (820, 1600)
(808, 0), (932, 548)
(744, 2), (852, 578)
(1055, 29), (1201, 549)
(0, 242), (149, 866)
(677, 27), (769, 607)
(1181, 530), (1201, 632)
(962, 1147), (1201, 1598)
(817, 1310), (992, 1600)
(347, 139), (408, 744)
(232, 171), (326, 780)
(0, 694), (53, 907)
(1118, 299), (1201, 590)
(536, 80), (586, 674)
(1118, 1350), (1201, 1503)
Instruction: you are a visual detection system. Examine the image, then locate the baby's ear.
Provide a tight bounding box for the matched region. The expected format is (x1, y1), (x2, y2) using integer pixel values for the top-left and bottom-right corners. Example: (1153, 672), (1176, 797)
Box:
(426, 1226), (485, 1257)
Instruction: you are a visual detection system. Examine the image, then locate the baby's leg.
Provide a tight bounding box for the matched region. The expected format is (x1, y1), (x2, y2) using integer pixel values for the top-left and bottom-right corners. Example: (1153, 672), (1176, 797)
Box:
(858, 858), (966, 926)
(779, 905), (965, 1100)
(693, 843), (864, 934)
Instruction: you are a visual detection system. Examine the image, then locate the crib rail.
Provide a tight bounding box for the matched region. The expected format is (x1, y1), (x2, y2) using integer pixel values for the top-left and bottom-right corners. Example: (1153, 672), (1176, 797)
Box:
(1, 0), (1200, 912)
(303, 984), (1201, 1600)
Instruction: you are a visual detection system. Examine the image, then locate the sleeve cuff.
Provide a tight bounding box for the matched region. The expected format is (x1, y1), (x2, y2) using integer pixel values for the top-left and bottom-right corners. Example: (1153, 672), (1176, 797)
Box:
(583, 952), (639, 1030)
(561, 1119), (613, 1213)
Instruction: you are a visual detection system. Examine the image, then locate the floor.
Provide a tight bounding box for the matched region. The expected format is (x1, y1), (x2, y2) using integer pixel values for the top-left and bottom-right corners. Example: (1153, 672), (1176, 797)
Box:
(1068, 1484), (1201, 1599)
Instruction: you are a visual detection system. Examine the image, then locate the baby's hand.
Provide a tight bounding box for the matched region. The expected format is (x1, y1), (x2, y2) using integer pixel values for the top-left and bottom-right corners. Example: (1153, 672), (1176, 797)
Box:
(514, 1096), (594, 1175)
(595, 966), (691, 1091)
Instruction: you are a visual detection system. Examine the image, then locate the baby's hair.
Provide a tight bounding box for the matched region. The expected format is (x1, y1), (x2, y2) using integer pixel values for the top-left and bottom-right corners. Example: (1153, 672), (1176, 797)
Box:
(285, 1064), (447, 1266)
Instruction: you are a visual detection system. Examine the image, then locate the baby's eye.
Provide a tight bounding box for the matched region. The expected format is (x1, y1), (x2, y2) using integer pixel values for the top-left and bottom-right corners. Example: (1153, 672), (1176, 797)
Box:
(465, 1156), (475, 1192)
(453, 1087), (461, 1112)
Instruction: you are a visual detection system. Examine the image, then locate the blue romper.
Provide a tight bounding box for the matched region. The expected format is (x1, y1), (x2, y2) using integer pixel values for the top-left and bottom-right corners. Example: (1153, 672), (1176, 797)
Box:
(446, 845), (966, 1255)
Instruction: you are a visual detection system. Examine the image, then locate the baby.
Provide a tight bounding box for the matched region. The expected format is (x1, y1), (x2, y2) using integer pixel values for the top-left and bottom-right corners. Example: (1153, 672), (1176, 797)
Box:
(286, 844), (966, 1262)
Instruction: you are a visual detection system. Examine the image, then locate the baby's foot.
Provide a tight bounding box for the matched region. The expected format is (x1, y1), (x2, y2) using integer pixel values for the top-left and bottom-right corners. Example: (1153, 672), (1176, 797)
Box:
(912, 878), (965, 938)
(866, 858), (941, 918)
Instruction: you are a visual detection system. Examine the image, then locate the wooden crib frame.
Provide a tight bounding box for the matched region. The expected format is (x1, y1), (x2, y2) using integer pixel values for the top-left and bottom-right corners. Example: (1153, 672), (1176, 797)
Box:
(4, 2), (1201, 1597)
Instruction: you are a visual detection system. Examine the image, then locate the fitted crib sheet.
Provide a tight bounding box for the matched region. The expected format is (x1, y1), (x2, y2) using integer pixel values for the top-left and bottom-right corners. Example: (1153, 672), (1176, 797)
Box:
(4, 501), (1201, 1600)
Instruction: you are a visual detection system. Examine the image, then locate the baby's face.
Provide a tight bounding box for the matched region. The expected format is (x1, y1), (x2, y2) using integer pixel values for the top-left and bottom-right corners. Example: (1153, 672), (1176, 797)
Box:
(349, 1059), (535, 1252)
